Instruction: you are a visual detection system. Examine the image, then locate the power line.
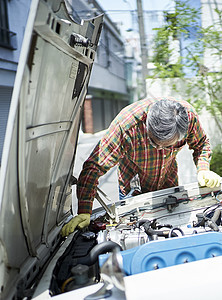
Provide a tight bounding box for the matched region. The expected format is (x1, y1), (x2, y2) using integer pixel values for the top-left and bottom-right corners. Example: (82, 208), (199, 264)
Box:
(74, 9), (173, 14)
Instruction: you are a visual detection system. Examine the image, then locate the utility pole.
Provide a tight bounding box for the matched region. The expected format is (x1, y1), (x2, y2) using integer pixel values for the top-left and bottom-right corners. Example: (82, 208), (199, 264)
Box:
(136, 0), (148, 98)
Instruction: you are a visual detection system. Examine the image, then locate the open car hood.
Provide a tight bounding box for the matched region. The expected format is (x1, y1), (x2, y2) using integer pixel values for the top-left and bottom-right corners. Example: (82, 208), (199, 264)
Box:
(0, 1), (103, 298)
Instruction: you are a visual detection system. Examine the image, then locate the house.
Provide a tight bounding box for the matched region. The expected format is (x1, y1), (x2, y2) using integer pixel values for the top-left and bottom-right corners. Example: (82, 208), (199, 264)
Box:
(69, 0), (132, 133)
(0, 0), (31, 162)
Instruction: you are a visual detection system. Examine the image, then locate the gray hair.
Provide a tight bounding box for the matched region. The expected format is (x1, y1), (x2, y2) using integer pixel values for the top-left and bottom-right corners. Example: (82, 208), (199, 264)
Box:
(147, 100), (189, 141)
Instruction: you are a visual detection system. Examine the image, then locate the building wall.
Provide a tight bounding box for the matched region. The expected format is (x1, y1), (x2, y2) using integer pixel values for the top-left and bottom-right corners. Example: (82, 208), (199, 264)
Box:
(70, 0), (130, 133)
(180, 0), (202, 77)
(0, 0), (31, 87)
(0, 0), (131, 161)
(201, 0), (222, 72)
(86, 87), (128, 132)
(0, 0), (31, 163)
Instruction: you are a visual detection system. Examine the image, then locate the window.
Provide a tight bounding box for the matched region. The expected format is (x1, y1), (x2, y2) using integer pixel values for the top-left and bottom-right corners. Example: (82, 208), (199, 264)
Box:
(0, 0), (16, 49)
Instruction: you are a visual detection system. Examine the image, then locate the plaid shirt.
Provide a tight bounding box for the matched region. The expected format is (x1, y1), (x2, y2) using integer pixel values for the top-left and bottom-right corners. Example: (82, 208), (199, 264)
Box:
(77, 97), (211, 214)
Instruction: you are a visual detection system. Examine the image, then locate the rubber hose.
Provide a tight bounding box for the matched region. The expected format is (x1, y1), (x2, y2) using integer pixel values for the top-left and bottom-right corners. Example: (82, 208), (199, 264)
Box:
(207, 219), (219, 231)
(136, 219), (150, 228)
(142, 221), (177, 238)
(211, 209), (221, 224)
(143, 226), (177, 238)
(168, 227), (185, 238)
(89, 241), (122, 265)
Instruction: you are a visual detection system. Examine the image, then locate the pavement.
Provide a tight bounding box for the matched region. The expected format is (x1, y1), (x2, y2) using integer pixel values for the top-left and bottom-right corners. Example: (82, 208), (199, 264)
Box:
(72, 130), (198, 214)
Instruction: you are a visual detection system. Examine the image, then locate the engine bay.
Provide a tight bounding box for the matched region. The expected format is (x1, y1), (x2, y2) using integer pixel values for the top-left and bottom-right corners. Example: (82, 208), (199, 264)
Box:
(49, 186), (222, 298)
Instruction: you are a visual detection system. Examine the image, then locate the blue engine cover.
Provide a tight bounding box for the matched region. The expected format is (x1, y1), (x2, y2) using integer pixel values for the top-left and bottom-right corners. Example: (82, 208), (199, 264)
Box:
(99, 232), (222, 275)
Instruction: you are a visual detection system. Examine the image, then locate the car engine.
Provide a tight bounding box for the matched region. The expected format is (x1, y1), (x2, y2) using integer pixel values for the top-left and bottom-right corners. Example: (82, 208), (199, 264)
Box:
(50, 188), (222, 296)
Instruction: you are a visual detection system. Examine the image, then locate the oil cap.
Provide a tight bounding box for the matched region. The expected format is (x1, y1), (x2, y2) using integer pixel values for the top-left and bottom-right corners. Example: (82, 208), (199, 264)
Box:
(81, 231), (96, 240)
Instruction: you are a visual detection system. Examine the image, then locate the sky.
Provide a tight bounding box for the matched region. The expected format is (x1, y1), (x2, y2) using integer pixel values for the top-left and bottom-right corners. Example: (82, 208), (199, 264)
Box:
(96, 0), (174, 35)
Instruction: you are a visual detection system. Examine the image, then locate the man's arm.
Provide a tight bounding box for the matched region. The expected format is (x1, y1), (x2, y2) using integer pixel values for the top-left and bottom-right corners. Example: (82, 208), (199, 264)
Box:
(77, 122), (125, 214)
(186, 111), (220, 187)
(61, 121), (125, 237)
(186, 111), (211, 171)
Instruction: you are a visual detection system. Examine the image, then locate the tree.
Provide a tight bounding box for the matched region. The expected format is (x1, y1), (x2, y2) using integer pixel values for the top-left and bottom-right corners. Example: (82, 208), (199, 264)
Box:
(150, 0), (222, 134)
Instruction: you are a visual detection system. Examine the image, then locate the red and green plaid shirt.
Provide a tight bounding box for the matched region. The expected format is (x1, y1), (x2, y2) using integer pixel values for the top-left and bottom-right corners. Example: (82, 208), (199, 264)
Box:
(77, 97), (211, 214)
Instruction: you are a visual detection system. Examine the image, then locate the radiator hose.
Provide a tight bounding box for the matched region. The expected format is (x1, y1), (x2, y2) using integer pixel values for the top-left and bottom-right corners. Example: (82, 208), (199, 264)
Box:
(90, 241), (122, 265)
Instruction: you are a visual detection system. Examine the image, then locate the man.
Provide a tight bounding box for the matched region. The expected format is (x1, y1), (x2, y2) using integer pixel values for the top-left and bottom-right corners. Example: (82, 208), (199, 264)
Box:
(61, 97), (221, 237)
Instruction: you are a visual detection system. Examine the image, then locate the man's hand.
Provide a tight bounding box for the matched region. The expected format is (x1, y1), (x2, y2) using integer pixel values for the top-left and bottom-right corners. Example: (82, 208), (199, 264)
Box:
(198, 170), (221, 188)
(61, 213), (90, 237)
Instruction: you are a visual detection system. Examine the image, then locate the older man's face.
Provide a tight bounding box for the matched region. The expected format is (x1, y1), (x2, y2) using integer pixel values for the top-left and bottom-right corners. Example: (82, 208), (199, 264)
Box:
(148, 130), (179, 150)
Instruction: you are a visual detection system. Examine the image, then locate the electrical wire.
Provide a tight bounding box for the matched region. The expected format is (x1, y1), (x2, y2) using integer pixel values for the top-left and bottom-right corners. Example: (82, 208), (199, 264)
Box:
(61, 277), (75, 293)
(215, 191), (222, 202)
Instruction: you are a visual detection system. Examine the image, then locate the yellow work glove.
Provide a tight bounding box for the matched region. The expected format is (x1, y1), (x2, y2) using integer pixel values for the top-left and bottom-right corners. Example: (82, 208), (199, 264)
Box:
(197, 170), (221, 188)
(61, 213), (90, 237)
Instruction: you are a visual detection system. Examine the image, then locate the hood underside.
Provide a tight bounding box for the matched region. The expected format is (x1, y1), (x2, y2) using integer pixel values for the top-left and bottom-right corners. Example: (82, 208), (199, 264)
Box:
(0, 1), (103, 298)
